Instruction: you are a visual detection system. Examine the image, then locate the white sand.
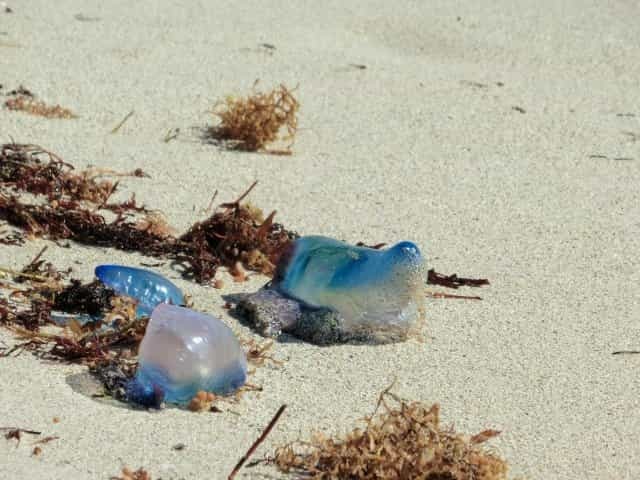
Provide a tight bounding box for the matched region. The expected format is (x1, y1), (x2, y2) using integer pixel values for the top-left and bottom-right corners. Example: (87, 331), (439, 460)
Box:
(1, 1), (639, 478)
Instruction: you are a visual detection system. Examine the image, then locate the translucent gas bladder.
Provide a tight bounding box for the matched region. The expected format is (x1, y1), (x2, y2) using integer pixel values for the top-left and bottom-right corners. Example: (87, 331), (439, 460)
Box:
(126, 304), (247, 406)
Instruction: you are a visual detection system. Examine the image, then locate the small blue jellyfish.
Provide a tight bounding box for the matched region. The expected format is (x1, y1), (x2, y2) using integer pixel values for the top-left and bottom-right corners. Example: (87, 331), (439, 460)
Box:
(240, 236), (426, 343)
(95, 265), (185, 317)
(126, 304), (247, 407)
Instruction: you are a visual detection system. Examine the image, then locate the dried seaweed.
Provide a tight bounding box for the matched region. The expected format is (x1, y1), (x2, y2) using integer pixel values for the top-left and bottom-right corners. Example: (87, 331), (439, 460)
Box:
(7, 310), (145, 363)
(179, 182), (296, 281)
(272, 387), (508, 480)
(209, 84), (299, 153)
(0, 195), (169, 254)
(0, 144), (296, 283)
(53, 280), (116, 316)
(0, 249), (66, 330)
(241, 338), (283, 367)
(16, 246), (68, 283)
(4, 88), (76, 119)
(2, 427), (41, 446)
(0, 297), (51, 331)
(31, 435), (59, 446)
(0, 143), (145, 204)
(111, 467), (152, 480)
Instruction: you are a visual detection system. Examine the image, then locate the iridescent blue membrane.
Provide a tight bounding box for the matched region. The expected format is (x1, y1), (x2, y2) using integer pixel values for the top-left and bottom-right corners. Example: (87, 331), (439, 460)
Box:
(273, 236), (425, 336)
(95, 265), (184, 317)
(126, 304), (247, 407)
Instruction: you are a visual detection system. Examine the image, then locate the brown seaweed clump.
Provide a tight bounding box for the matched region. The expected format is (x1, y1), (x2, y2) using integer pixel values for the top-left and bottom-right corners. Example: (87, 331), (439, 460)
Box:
(273, 388), (508, 480)
(4, 90), (76, 119)
(180, 182), (296, 279)
(210, 84), (299, 153)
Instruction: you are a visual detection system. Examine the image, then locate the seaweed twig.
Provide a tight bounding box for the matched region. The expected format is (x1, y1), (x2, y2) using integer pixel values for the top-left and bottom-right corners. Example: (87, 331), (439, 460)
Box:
(32, 435), (59, 445)
(1, 427), (41, 436)
(228, 404), (287, 480)
(427, 268), (490, 289)
(426, 292), (483, 301)
(110, 110), (135, 134)
(2, 427), (41, 446)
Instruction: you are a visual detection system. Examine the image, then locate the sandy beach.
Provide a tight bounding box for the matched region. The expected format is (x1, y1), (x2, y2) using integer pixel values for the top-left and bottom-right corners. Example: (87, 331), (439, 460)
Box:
(1, 0), (639, 478)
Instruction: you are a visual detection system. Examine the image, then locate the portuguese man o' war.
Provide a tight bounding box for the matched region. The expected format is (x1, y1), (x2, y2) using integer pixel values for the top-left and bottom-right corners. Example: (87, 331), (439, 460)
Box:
(126, 303), (247, 407)
(95, 265), (185, 317)
(238, 235), (426, 344)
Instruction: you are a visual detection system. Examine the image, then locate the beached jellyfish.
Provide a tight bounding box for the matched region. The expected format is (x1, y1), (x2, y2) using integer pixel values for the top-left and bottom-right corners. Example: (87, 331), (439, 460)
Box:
(126, 304), (247, 407)
(238, 236), (426, 344)
(95, 265), (185, 317)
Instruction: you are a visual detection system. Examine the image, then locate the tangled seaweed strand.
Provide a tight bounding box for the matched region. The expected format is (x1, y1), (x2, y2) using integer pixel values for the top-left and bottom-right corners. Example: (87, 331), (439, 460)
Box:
(274, 387), (508, 480)
(210, 84), (299, 153)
